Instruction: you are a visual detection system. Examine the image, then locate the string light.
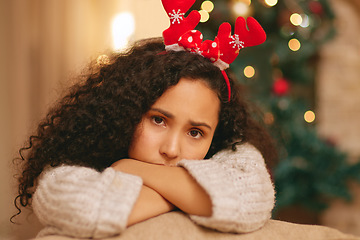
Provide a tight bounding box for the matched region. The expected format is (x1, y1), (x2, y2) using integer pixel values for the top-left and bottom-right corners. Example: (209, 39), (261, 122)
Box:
(264, 0), (278, 7)
(304, 110), (316, 123)
(201, 0), (214, 12)
(288, 38), (301, 51)
(199, 10), (210, 22)
(233, 1), (251, 16)
(264, 112), (275, 125)
(300, 14), (310, 28)
(278, 98), (289, 110)
(290, 13), (302, 26)
(244, 66), (255, 78)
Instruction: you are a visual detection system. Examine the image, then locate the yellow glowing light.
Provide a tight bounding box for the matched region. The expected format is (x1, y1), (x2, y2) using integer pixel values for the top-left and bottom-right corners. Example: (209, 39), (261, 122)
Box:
(244, 66), (255, 78)
(288, 38), (301, 51)
(304, 110), (316, 123)
(201, 0), (214, 12)
(233, 2), (250, 16)
(264, 0), (278, 7)
(290, 13), (303, 26)
(199, 10), (210, 23)
(112, 12), (135, 51)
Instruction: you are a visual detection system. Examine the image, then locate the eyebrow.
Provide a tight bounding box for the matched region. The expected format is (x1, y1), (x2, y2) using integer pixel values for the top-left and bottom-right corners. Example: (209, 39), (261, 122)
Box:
(189, 120), (212, 130)
(150, 108), (174, 119)
(150, 108), (212, 130)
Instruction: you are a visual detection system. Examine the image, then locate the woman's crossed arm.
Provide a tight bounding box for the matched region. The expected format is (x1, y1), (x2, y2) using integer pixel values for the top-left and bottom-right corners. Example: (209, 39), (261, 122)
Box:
(111, 159), (212, 226)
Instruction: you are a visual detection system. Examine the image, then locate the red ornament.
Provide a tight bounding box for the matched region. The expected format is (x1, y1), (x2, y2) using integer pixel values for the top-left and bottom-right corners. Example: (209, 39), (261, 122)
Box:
(309, 1), (324, 15)
(273, 78), (290, 96)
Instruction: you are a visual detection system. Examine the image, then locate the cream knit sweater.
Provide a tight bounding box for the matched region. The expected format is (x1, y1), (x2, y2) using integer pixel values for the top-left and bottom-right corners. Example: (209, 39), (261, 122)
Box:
(33, 143), (275, 238)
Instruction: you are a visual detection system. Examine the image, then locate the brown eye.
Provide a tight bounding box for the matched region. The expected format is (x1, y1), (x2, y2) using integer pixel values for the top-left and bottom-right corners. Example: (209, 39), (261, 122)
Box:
(189, 129), (203, 139)
(152, 116), (165, 126)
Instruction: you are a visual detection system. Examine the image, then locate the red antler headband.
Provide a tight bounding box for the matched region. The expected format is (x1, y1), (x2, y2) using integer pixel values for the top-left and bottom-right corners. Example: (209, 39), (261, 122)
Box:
(161, 0), (266, 101)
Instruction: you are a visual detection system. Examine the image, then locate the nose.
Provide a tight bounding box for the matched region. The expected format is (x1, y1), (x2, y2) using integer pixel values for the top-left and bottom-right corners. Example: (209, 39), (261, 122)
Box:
(159, 132), (180, 162)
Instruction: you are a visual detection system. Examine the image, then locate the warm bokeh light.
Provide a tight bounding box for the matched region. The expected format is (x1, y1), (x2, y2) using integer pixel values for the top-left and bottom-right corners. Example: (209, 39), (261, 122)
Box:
(300, 14), (310, 28)
(244, 66), (255, 78)
(264, 0), (278, 7)
(290, 13), (303, 26)
(304, 110), (316, 123)
(233, 2), (250, 16)
(201, 0), (214, 12)
(112, 12), (135, 51)
(288, 38), (301, 51)
(264, 112), (275, 125)
(199, 10), (210, 22)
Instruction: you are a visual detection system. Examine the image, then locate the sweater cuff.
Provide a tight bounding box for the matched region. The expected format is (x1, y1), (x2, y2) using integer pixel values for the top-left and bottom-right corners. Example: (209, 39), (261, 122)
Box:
(34, 166), (143, 238)
(177, 154), (274, 233)
(94, 168), (143, 237)
(177, 159), (238, 219)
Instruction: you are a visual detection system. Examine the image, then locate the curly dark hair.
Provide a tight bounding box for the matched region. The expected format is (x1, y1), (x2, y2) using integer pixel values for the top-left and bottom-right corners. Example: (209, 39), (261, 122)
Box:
(12, 37), (276, 220)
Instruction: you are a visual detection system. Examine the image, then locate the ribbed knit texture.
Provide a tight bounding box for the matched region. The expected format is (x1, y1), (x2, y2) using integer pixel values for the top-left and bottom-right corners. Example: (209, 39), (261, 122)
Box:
(33, 166), (143, 238)
(177, 143), (275, 233)
(32, 143), (274, 238)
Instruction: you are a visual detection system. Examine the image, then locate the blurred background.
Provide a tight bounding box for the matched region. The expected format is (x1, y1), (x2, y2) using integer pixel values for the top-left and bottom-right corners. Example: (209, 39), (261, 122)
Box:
(1, 0), (359, 239)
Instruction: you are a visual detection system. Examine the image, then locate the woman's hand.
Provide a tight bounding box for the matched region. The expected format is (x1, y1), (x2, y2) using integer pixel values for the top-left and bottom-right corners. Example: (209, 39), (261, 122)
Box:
(112, 158), (212, 217)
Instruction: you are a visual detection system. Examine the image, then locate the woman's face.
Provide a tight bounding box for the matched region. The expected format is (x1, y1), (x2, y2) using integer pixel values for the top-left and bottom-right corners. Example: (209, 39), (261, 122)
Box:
(128, 78), (220, 166)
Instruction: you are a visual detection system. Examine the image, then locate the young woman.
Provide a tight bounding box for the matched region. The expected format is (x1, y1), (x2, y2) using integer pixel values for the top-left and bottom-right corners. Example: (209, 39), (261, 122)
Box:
(13, 38), (276, 238)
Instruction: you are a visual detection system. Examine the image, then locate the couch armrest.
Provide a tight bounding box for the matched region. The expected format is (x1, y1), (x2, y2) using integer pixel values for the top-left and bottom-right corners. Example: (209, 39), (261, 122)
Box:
(34, 211), (359, 240)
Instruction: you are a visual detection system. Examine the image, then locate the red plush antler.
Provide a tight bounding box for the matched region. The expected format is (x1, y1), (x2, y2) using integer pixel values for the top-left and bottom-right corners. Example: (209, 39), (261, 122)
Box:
(161, 0), (201, 48)
(160, 1), (267, 102)
(214, 17), (266, 70)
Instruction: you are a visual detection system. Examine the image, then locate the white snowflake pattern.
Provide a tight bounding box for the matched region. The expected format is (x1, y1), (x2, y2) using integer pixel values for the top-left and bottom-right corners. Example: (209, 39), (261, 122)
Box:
(229, 34), (245, 49)
(169, 9), (185, 24)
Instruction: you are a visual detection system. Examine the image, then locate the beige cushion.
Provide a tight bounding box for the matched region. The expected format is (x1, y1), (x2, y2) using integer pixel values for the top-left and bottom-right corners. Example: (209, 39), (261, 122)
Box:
(35, 212), (359, 240)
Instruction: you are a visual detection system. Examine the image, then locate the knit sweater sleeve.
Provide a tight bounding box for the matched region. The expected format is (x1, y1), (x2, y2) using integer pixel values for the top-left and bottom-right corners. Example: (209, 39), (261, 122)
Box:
(32, 165), (143, 238)
(177, 143), (275, 233)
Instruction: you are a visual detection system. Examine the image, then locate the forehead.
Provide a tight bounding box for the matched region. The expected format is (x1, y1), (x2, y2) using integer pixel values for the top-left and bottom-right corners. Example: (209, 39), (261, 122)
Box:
(152, 78), (220, 124)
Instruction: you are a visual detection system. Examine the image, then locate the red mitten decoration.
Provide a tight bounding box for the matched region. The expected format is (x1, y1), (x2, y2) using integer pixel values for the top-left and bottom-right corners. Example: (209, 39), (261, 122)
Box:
(235, 17), (266, 48)
(162, 0), (196, 19)
(201, 39), (220, 63)
(178, 30), (219, 62)
(162, 0), (201, 47)
(216, 17), (266, 69)
(160, 0), (267, 101)
(178, 30), (203, 53)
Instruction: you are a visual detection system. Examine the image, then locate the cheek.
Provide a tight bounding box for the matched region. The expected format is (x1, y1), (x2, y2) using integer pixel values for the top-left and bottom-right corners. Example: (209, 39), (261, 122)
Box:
(128, 125), (144, 158)
(184, 138), (214, 160)
(128, 123), (158, 159)
(201, 139), (213, 158)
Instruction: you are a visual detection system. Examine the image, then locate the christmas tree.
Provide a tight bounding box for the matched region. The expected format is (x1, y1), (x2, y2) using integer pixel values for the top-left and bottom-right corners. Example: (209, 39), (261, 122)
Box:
(191, 0), (360, 221)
